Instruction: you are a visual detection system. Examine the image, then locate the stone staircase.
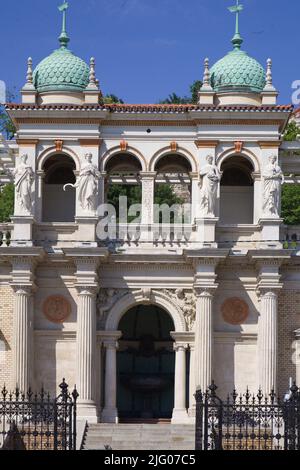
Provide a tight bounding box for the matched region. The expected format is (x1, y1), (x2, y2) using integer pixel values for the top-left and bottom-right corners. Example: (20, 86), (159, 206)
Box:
(82, 423), (195, 451)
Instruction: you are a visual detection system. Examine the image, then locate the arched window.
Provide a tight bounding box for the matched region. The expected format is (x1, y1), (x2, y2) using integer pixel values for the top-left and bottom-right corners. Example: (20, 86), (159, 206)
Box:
(104, 153), (143, 221)
(154, 154), (192, 223)
(220, 156), (254, 225)
(42, 154), (76, 222)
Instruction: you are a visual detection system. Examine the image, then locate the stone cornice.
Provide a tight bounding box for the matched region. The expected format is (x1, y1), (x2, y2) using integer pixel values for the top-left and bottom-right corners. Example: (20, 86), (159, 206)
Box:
(16, 139), (39, 146)
(34, 330), (76, 342)
(170, 332), (195, 345)
(258, 141), (282, 149)
(185, 248), (229, 267)
(194, 140), (219, 149)
(79, 138), (103, 147)
(214, 332), (257, 344)
(63, 248), (109, 261)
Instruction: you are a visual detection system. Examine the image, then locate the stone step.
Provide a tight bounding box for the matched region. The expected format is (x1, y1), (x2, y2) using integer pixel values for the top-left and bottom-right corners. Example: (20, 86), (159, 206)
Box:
(83, 423), (195, 451)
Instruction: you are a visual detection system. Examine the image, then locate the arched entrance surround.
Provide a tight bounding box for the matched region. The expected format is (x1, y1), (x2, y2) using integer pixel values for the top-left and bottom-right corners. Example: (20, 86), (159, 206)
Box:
(101, 291), (190, 424)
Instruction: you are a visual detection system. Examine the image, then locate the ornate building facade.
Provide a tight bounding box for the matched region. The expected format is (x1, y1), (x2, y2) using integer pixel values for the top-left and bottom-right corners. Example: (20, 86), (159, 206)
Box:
(0, 4), (300, 426)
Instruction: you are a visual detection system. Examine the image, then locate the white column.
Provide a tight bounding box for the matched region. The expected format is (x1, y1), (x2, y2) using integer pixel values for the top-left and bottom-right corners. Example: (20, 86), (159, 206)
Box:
(194, 290), (214, 392)
(258, 290), (278, 394)
(191, 173), (200, 224)
(140, 172), (156, 241)
(36, 170), (44, 222)
(172, 343), (189, 423)
(12, 286), (33, 391)
(188, 344), (196, 416)
(76, 287), (98, 422)
(102, 339), (119, 423)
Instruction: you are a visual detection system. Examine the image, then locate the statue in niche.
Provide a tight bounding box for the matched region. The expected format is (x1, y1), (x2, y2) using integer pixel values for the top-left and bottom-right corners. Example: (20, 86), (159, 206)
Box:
(262, 155), (284, 217)
(5, 154), (34, 215)
(64, 153), (101, 211)
(199, 155), (221, 217)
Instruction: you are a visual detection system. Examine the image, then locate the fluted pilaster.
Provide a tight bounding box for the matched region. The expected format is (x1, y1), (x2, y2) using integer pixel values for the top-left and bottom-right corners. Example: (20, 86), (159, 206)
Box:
(258, 290), (278, 394)
(76, 286), (98, 421)
(13, 286), (33, 391)
(194, 290), (214, 392)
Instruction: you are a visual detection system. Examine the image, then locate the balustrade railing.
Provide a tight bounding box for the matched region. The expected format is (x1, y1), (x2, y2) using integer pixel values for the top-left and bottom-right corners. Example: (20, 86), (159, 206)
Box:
(0, 223), (12, 246)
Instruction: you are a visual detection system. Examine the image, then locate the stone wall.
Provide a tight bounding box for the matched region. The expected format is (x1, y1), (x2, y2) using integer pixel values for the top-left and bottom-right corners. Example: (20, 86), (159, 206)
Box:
(0, 285), (14, 389)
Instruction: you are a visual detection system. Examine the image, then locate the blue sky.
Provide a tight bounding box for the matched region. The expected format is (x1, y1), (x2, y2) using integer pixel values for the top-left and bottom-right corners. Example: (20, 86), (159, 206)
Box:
(1, 0), (299, 103)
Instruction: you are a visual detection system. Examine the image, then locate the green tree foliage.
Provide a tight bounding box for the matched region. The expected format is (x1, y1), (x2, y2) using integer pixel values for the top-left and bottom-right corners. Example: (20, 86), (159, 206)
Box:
(281, 184), (300, 225)
(103, 94), (124, 104)
(0, 183), (14, 222)
(154, 184), (183, 206)
(106, 183), (183, 222)
(283, 121), (300, 141)
(159, 80), (202, 105)
(190, 80), (202, 104)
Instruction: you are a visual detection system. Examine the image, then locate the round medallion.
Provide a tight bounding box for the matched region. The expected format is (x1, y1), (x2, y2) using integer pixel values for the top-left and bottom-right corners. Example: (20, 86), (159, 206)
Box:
(43, 296), (71, 324)
(221, 298), (249, 325)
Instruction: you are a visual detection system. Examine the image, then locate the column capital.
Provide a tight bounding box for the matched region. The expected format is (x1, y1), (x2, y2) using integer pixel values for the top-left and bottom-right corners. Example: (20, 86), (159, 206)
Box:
(194, 285), (218, 298)
(11, 284), (34, 296)
(173, 343), (188, 352)
(257, 287), (281, 299)
(76, 285), (98, 297)
(102, 331), (122, 349)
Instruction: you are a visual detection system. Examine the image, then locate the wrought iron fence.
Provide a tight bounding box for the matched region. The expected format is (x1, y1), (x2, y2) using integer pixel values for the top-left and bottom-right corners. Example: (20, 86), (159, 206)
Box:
(0, 379), (78, 451)
(195, 382), (300, 451)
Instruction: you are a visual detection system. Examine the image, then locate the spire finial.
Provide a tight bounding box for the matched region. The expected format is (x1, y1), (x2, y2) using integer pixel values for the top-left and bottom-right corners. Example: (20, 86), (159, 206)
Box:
(89, 58), (96, 85)
(266, 58), (273, 87)
(26, 57), (33, 85)
(228, 0), (244, 50)
(86, 57), (99, 91)
(203, 58), (210, 86)
(58, 1), (70, 49)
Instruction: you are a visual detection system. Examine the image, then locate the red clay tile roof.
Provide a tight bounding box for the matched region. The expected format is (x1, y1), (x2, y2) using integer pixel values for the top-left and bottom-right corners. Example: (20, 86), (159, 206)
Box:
(5, 103), (293, 113)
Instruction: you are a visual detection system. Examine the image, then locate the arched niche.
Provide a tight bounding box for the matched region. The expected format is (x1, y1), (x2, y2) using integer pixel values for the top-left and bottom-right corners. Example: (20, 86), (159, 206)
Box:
(220, 155), (254, 225)
(42, 154), (76, 222)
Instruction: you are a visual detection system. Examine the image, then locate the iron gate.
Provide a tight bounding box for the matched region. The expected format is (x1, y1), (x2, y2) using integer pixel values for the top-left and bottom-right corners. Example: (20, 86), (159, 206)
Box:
(195, 382), (300, 451)
(0, 379), (78, 450)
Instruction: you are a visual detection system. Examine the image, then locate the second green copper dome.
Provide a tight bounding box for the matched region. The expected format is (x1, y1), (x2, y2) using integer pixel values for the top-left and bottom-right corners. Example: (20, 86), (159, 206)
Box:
(33, 47), (90, 93)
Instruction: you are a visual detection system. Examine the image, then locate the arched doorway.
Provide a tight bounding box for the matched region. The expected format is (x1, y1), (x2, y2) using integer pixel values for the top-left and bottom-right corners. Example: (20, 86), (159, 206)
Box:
(220, 156), (254, 224)
(42, 154), (76, 222)
(117, 305), (175, 422)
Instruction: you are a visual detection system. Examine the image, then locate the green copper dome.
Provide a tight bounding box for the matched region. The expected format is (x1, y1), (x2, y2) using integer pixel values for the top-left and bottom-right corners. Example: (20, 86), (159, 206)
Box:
(33, 48), (90, 93)
(210, 49), (266, 93)
(33, 1), (90, 93)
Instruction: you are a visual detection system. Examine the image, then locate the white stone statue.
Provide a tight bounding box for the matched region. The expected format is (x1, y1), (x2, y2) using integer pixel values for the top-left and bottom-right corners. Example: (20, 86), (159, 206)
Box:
(64, 153), (101, 211)
(199, 155), (221, 217)
(262, 155), (284, 217)
(5, 154), (34, 215)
